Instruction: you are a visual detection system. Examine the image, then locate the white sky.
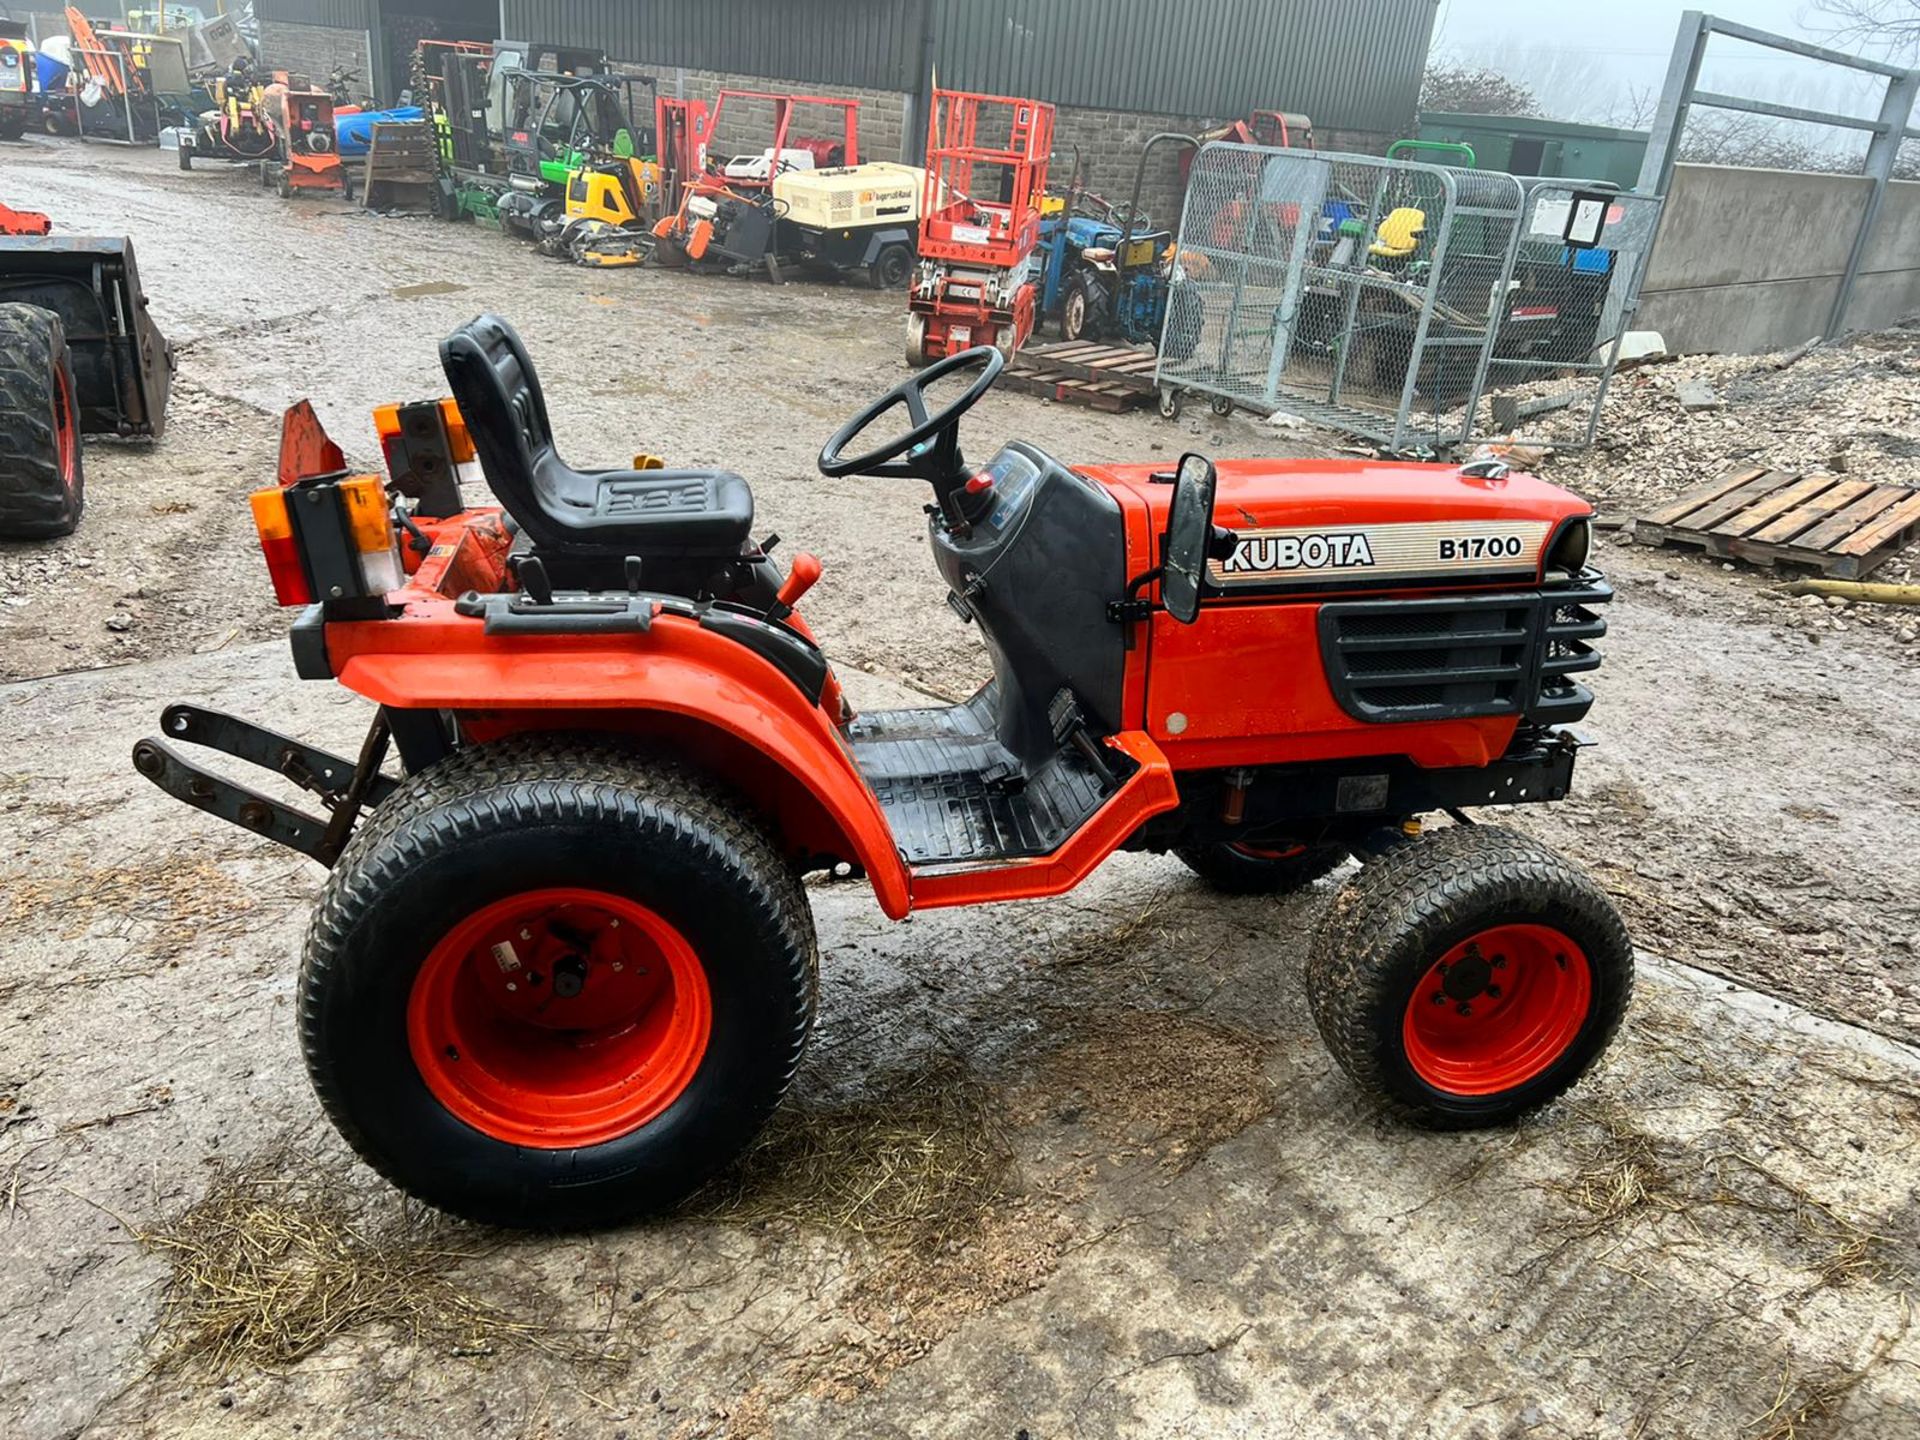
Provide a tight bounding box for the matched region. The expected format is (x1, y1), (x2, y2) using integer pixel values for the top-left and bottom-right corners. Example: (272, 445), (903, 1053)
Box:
(1429, 1), (1898, 128)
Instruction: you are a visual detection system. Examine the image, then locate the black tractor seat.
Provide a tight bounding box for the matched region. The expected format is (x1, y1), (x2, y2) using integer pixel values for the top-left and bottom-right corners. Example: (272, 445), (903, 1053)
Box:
(439, 314), (754, 559)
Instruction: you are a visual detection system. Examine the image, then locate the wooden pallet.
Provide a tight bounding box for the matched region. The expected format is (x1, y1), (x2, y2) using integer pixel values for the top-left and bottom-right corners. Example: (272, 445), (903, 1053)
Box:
(362, 121), (438, 212)
(1634, 466), (1920, 579)
(1003, 341), (1160, 412)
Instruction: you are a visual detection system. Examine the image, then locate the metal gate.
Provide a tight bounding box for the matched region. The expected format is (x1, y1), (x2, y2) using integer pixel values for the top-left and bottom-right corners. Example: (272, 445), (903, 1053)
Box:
(1474, 184), (1665, 450)
(1157, 144), (1662, 455)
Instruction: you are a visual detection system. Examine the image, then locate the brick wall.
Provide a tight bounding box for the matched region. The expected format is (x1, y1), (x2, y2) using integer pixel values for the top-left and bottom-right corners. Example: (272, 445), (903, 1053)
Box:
(612, 58), (908, 166)
(1053, 106), (1394, 234)
(257, 19), (371, 93)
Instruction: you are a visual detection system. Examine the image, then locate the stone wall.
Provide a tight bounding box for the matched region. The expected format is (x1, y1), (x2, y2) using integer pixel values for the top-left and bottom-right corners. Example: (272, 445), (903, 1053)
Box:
(618, 59), (908, 166)
(257, 18), (372, 92)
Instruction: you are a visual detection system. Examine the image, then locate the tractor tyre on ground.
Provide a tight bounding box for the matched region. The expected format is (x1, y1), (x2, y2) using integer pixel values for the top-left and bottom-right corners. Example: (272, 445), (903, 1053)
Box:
(1177, 840), (1348, 896)
(867, 243), (912, 291)
(1061, 275), (1098, 342)
(1305, 824), (1632, 1129)
(299, 736), (819, 1229)
(0, 303), (85, 539)
(0, 112), (23, 142)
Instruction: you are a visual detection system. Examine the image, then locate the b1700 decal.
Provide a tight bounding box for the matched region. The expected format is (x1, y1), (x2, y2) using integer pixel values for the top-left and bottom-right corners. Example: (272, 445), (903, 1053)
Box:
(1208, 520), (1554, 588)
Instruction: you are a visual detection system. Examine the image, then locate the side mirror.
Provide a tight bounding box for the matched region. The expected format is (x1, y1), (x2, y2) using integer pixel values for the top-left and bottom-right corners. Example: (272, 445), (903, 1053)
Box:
(1161, 452), (1218, 626)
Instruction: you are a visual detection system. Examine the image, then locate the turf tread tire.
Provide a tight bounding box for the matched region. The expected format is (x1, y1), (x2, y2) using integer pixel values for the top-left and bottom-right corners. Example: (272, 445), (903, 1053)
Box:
(1306, 824), (1632, 1129)
(301, 735), (818, 1228)
(1175, 841), (1348, 895)
(0, 303), (83, 538)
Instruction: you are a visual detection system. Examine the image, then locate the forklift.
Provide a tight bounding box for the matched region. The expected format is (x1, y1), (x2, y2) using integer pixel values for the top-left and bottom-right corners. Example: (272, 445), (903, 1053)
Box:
(498, 70), (656, 243)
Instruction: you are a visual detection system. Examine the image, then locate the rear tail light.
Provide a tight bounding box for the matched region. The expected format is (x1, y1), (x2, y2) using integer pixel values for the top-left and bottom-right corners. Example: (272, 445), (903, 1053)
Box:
(248, 473), (402, 609)
(338, 475), (406, 594)
(249, 486), (312, 606)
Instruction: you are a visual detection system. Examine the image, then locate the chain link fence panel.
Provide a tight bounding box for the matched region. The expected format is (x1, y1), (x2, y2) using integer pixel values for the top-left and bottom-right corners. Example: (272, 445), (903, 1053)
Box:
(1157, 144), (1660, 456)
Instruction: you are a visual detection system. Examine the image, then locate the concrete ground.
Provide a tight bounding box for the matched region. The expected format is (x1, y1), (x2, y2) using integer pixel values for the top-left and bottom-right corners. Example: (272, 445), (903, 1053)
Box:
(2, 138), (1918, 1439)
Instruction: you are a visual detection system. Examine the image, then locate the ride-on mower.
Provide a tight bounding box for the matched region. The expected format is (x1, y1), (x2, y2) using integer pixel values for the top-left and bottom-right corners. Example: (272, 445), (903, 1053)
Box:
(136, 317), (1631, 1229)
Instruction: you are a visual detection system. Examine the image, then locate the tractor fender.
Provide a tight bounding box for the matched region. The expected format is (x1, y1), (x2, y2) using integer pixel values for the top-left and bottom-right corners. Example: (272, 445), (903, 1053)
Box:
(325, 610), (912, 917)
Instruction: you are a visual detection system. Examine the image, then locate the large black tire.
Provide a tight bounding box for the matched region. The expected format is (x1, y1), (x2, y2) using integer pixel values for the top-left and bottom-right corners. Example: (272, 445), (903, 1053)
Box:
(867, 242), (912, 291)
(1176, 840), (1348, 895)
(0, 303), (85, 539)
(0, 110), (25, 143)
(1305, 825), (1632, 1129)
(300, 736), (818, 1229)
(177, 137), (192, 170)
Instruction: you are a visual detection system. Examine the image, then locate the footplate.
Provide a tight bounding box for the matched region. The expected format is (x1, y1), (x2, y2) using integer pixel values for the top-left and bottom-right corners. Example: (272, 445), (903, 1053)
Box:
(131, 706), (396, 865)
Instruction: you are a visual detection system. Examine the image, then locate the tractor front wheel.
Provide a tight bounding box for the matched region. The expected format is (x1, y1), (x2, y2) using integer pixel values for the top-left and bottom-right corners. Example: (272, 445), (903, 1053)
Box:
(1305, 824), (1632, 1128)
(1061, 275), (1097, 342)
(299, 738), (818, 1228)
(0, 303), (85, 539)
(1177, 840), (1347, 895)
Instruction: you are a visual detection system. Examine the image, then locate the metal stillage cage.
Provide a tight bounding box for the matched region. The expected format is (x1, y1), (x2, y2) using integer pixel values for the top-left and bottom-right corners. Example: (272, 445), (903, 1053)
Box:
(1157, 145), (1663, 455)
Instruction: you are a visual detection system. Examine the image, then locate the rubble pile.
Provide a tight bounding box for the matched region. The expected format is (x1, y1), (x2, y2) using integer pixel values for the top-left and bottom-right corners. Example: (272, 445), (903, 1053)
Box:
(1549, 319), (1920, 587)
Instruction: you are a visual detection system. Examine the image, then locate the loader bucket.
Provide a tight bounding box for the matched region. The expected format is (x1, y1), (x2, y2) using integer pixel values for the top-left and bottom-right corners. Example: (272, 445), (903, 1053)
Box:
(0, 234), (174, 438)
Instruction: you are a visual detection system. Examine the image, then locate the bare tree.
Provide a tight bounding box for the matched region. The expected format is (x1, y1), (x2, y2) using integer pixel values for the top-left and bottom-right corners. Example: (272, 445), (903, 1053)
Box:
(1805, 0), (1920, 61)
(1420, 63), (1540, 117)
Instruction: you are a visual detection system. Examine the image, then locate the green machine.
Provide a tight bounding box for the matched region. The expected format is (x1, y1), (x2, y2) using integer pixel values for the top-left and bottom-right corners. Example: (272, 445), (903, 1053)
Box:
(1416, 112), (1649, 189)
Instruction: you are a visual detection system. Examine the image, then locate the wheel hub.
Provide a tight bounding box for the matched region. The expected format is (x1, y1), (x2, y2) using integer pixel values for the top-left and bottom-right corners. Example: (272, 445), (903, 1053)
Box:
(407, 887), (712, 1148)
(1402, 924), (1592, 1097)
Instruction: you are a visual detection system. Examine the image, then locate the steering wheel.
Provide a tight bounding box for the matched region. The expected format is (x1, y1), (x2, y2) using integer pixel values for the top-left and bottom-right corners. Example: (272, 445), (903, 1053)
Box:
(818, 346), (1004, 483)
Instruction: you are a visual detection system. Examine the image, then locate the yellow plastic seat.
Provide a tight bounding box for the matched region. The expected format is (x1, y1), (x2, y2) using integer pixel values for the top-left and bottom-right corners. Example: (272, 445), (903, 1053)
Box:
(1370, 207), (1427, 259)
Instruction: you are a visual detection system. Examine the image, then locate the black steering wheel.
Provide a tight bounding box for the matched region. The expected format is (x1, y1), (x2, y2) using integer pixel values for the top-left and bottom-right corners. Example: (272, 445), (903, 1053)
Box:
(818, 346), (1005, 484)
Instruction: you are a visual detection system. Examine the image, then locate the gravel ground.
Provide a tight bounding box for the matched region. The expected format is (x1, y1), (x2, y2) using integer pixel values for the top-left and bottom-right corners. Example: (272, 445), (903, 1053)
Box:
(2, 136), (1919, 1438)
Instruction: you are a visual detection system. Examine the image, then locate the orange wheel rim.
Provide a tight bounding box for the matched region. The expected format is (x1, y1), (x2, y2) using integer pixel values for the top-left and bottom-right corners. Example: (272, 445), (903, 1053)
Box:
(1402, 924), (1591, 1096)
(53, 363), (78, 495)
(1230, 842), (1306, 862)
(408, 887), (712, 1148)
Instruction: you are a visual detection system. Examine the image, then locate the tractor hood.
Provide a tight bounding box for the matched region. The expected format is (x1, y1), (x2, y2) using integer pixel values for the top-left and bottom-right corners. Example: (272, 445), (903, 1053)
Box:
(1087, 458), (1594, 593)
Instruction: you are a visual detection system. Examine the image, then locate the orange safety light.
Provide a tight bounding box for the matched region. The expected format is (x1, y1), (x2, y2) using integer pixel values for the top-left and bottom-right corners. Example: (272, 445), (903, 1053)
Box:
(249, 486), (314, 606)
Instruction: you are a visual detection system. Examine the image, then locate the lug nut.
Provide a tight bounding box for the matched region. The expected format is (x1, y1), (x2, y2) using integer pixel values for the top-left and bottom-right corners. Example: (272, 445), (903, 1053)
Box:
(1456, 1002), (1473, 1017)
(1487, 985), (1502, 998)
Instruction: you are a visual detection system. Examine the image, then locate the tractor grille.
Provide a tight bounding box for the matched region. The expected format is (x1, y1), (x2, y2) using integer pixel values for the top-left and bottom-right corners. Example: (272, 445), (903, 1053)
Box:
(1319, 572), (1610, 725)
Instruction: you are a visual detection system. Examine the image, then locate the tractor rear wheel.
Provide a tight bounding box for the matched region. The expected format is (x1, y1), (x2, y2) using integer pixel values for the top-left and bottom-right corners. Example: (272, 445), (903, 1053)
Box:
(299, 737), (818, 1228)
(1305, 825), (1632, 1128)
(0, 303), (85, 539)
(1176, 840), (1347, 895)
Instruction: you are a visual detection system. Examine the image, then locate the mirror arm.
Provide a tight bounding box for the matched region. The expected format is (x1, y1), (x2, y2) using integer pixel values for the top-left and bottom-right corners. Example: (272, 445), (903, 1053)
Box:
(1107, 568), (1162, 647)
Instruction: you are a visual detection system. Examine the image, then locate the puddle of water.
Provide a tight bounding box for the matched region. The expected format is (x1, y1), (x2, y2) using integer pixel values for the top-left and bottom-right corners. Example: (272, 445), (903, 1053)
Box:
(390, 282), (468, 300)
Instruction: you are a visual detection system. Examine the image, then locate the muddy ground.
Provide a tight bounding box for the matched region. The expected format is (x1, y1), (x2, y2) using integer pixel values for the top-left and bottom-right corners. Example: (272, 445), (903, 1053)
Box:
(2, 138), (1919, 1438)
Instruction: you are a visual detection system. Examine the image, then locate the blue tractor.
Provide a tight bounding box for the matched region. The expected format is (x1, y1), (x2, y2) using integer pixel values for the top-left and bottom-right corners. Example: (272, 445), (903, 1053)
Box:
(1036, 132), (1202, 357)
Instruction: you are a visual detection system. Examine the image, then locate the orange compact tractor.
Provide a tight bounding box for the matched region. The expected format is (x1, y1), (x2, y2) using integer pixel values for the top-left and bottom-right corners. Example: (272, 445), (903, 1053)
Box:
(137, 320), (1631, 1229)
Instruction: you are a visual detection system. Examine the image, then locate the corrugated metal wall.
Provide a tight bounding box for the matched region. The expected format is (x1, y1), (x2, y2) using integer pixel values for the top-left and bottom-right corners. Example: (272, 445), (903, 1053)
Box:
(259, 0), (377, 30)
(932, 0), (1437, 131)
(261, 0), (1438, 131)
(496, 0), (923, 92)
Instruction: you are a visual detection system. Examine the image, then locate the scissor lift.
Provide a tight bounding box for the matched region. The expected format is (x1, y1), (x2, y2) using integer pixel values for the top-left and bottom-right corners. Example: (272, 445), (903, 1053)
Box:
(907, 89), (1053, 366)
